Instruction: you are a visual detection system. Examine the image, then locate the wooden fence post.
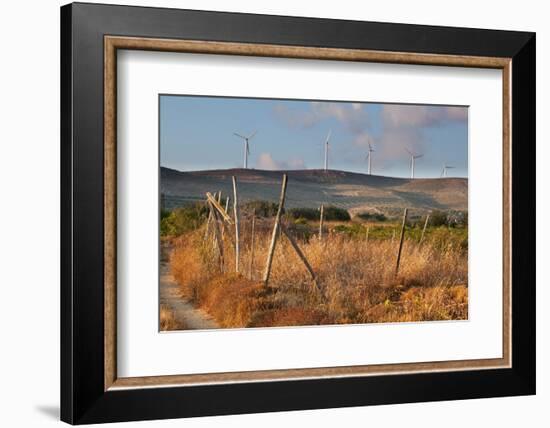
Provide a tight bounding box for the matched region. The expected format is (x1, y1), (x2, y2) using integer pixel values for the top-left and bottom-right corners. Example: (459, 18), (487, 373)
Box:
(395, 208), (408, 276)
(263, 174), (288, 287)
(232, 176), (240, 273)
(249, 208), (256, 279)
(281, 225), (319, 291)
(419, 213), (430, 244)
(204, 197), (213, 242)
(208, 200), (225, 271)
(319, 204), (324, 240)
(224, 197), (230, 213)
(205, 192), (233, 224)
(365, 226), (369, 243)
(221, 197), (230, 240)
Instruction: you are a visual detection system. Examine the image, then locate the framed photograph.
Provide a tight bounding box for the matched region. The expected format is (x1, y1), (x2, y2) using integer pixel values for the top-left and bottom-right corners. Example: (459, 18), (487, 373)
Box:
(61, 2), (535, 424)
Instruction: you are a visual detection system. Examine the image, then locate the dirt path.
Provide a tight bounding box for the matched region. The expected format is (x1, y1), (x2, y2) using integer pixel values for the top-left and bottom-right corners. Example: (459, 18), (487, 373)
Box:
(160, 258), (219, 330)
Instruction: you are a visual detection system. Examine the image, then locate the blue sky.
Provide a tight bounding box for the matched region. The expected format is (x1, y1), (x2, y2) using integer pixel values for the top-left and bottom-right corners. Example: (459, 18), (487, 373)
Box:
(160, 95), (468, 178)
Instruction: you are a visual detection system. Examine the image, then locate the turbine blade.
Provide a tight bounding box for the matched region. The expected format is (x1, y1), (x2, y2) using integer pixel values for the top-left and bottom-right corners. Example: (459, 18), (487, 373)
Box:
(233, 132), (246, 139)
(325, 129), (331, 143)
(248, 130), (258, 140)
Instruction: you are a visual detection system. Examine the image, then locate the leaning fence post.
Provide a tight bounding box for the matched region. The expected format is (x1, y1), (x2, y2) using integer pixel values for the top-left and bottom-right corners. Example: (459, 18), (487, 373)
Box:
(419, 213), (430, 244)
(221, 197), (230, 240)
(319, 204), (324, 240)
(232, 176), (240, 273)
(395, 208), (408, 276)
(204, 197), (213, 242)
(263, 174), (288, 287)
(249, 208), (256, 279)
(281, 225), (319, 291)
(208, 200), (225, 271)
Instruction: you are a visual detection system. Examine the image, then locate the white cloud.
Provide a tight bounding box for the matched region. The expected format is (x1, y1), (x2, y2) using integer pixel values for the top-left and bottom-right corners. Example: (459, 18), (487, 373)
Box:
(381, 105), (468, 128)
(273, 101), (369, 134)
(256, 152), (306, 170)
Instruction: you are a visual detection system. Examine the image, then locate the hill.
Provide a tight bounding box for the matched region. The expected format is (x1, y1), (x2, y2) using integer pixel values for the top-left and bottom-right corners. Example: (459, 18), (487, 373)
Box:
(160, 167), (467, 216)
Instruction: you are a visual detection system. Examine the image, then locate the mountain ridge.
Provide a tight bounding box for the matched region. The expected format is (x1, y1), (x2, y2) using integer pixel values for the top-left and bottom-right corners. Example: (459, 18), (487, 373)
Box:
(160, 167), (468, 215)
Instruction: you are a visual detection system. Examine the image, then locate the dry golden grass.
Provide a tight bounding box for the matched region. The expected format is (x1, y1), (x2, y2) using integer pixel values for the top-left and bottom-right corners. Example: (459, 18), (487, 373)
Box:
(160, 304), (186, 331)
(169, 219), (468, 329)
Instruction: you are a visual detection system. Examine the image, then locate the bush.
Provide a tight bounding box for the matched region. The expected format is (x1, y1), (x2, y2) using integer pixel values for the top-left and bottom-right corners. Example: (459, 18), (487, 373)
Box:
(287, 207), (319, 221)
(357, 212), (387, 222)
(242, 200), (280, 217)
(286, 206), (351, 222)
(429, 210), (448, 227)
(160, 203), (208, 237)
(324, 206), (351, 221)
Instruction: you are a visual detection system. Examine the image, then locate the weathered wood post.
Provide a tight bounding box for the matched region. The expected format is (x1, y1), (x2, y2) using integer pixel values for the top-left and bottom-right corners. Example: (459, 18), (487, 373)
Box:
(249, 208), (256, 279)
(204, 197), (213, 242)
(203, 191), (219, 243)
(221, 196), (230, 240)
(205, 192), (232, 222)
(395, 208), (408, 276)
(232, 176), (240, 273)
(263, 174), (288, 287)
(365, 226), (369, 243)
(208, 200), (225, 271)
(281, 225), (319, 291)
(319, 204), (324, 240)
(419, 213), (430, 244)
(224, 196), (230, 213)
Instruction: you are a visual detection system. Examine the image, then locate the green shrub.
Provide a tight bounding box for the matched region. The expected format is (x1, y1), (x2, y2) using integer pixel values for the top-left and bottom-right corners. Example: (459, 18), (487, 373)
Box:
(286, 206), (351, 222)
(160, 203), (208, 237)
(357, 212), (387, 222)
(242, 200), (280, 217)
(429, 210), (448, 227)
(287, 207), (319, 221)
(324, 206), (351, 221)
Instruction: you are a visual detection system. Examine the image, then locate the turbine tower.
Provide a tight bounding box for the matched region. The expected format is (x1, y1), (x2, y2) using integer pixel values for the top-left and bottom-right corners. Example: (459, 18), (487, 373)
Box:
(405, 148), (423, 179)
(233, 131), (257, 169)
(366, 141), (375, 175)
(441, 163), (455, 178)
(324, 130), (331, 171)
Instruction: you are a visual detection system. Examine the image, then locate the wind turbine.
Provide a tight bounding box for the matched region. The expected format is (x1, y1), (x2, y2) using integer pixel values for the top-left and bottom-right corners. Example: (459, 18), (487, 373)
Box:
(233, 131), (257, 169)
(441, 163), (455, 178)
(366, 141), (375, 175)
(324, 130), (331, 171)
(405, 148), (423, 179)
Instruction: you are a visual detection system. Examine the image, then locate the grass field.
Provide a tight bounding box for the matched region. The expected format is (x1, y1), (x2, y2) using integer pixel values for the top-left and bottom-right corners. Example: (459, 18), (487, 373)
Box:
(164, 203), (468, 329)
